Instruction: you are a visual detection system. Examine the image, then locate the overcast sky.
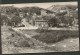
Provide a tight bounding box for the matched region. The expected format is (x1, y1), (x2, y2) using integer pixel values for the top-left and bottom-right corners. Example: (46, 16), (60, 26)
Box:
(0, 1), (78, 9)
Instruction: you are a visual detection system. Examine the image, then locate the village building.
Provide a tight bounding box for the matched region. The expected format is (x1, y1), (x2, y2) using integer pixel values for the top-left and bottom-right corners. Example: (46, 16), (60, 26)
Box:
(41, 9), (47, 16)
(33, 9), (54, 27)
(19, 12), (24, 18)
(34, 17), (48, 27)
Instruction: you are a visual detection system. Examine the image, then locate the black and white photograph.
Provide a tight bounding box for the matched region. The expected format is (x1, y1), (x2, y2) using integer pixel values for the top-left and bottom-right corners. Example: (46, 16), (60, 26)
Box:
(0, 1), (79, 54)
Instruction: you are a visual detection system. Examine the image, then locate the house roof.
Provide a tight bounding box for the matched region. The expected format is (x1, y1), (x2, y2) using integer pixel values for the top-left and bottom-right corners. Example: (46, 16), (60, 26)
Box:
(34, 20), (48, 22)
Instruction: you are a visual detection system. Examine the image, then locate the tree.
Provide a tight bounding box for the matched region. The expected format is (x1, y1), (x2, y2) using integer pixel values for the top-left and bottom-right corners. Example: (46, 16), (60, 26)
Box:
(1, 15), (9, 26)
(55, 10), (73, 26)
(48, 16), (61, 27)
(11, 16), (22, 27)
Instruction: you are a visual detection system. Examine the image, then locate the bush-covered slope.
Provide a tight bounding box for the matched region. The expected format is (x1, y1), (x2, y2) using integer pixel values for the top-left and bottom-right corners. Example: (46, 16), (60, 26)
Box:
(33, 30), (79, 44)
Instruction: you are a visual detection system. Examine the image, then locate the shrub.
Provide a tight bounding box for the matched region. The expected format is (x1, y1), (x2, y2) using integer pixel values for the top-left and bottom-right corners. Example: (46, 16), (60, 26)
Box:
(7, 32), (32, 47)
(33, 30), (79, 44)
(14, 40), (30, 47)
